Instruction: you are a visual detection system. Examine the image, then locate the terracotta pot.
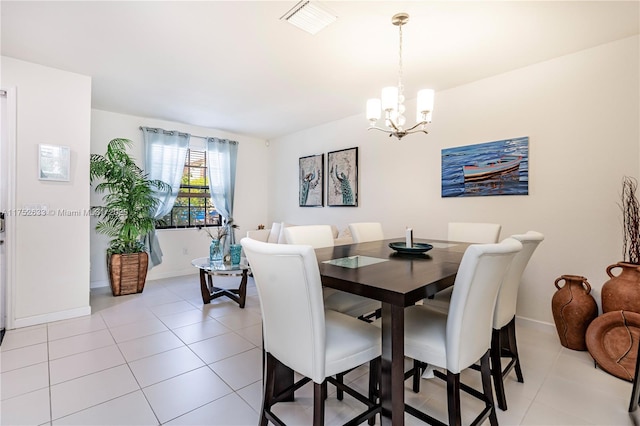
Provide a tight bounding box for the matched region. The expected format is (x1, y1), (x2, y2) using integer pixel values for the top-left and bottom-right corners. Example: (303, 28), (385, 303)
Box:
(601, 262), (640, 314)
(552, 275), (598, 350)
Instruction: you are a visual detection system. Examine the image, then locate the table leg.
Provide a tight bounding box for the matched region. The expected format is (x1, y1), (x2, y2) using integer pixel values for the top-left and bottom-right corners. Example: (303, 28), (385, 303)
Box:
(380, 302), (405, 426)
(199, 269), (212, 304)
(198, 269), (248, 308)
(238, 269), (248, 308)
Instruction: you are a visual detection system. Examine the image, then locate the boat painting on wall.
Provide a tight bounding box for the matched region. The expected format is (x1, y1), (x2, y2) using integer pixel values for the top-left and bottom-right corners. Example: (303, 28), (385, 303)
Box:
(441, 137), (529, 197)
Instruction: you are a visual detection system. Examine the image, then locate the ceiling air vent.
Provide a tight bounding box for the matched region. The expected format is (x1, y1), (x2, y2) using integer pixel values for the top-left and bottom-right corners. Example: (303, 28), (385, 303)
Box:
(280, 1), (337, 35)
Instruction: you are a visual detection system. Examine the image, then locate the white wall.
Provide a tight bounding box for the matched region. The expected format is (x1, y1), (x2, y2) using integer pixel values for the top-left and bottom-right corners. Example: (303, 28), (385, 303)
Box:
(267, 36), (640, 325)
(90, 110), (270, 287)
(2, 57), (92, 328)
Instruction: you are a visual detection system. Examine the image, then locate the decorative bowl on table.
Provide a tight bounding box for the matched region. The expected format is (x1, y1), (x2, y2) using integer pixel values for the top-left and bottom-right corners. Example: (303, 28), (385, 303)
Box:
(389, 242), (433, 254)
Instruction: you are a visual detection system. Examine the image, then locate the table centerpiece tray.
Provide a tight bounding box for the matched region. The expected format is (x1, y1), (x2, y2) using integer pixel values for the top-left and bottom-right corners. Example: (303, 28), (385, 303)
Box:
(389, 242), (433, 254)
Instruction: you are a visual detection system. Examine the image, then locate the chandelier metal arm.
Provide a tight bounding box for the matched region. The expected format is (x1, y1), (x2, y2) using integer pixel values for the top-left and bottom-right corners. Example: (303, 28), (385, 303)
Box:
(367, 126), (406, 139)
(386, 116), (401, 132)
(368, 123), (429, 140)
(402, 120), (430, 134)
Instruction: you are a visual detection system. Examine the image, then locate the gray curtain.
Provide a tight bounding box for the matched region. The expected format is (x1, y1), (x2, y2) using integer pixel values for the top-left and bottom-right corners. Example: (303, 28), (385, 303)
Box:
(206, 137), (239, 252)
(142, 127), (190, 267)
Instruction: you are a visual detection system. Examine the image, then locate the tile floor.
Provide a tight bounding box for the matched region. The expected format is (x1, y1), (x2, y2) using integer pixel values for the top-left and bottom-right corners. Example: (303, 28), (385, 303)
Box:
(0, 274), (636, 425)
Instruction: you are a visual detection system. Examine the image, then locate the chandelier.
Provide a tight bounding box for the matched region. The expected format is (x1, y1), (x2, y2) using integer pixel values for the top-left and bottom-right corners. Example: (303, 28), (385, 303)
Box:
(366, 13), (434, 140)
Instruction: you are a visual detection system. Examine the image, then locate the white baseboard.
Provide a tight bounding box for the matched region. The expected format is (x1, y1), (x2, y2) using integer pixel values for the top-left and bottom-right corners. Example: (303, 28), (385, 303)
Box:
(515, 315), (555, 334)
(146, 267), (197, 281)
(90, 268), (198, 289)
(12, 305), (92, 330)
(90, 279), (109, 289)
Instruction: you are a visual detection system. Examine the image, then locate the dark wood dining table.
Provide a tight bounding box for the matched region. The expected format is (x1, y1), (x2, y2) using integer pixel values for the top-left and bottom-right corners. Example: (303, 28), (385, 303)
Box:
(314, 238), (469, 425)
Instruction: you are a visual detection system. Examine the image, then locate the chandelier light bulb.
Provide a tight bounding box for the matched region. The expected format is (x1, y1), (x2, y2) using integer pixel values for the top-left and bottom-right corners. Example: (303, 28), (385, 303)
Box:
(381, 87), (398, 112)
(416, 89), (435, 115)
(366, 98), (382, 122)
(425, 111), (433, 122)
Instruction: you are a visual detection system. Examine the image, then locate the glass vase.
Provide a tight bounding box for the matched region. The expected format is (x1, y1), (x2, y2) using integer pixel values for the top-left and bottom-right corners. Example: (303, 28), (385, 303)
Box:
(209, 239), (223, 262)
(230, 244), (242, 265)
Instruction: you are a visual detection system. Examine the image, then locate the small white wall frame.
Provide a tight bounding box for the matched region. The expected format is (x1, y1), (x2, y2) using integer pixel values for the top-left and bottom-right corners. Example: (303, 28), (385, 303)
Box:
(38, 144), (70, 181)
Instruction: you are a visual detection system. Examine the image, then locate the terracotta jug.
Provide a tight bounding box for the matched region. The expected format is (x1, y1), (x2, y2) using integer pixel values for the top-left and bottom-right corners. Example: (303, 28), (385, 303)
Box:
(601, 262), (640, 314)
(552, 275), (598, 350)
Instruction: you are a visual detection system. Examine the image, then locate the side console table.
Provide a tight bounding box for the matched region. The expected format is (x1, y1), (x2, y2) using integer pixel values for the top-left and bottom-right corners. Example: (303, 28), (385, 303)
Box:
(191, 257), (250, 308)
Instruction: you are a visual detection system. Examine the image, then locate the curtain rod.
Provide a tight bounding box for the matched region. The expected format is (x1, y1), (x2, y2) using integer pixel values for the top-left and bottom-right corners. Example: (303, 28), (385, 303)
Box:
(139, 126), (208, 140)
(139, 126), (239, 145)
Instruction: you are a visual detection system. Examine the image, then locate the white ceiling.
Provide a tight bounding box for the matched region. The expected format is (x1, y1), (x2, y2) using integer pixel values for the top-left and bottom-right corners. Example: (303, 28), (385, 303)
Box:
(2, 1), (639, 140)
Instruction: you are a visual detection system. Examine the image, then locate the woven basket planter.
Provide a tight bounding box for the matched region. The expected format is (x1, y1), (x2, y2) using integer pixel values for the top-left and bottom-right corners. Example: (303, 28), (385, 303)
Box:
(108, 252), (149, 296)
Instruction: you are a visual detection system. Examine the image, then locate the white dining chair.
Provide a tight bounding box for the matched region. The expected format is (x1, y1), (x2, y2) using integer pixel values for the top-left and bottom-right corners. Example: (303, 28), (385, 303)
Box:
(422, 222), (502, 309)
(240, 237), (381, 426)
(348, 222), (385, 243)
(489, 231), (544, 410)
(284, 225), (381, 321)
(402, 238), (522, 426)
(420, 232), (543, 411)
(284, 225), (335, 248)
(447, 222), (502, 243)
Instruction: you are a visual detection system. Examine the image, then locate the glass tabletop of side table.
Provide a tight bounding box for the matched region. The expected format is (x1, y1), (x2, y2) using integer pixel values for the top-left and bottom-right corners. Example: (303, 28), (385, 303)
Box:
(191, 257), (250, 307)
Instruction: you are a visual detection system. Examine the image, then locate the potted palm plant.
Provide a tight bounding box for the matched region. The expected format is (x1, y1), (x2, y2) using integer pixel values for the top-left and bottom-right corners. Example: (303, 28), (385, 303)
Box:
(90, 138), (169, 296)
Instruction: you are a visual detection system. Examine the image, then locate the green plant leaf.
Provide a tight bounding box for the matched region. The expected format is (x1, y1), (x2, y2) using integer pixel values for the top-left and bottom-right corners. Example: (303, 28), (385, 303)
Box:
(91, 138), (170, 255)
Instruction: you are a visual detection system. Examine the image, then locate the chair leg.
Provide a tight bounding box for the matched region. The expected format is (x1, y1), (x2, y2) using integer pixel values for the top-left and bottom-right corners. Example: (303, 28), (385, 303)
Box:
(491, 328), (508, 411)
(358, 308), (382, 323)
(336, 373), (344, 400)
(313, 382), (325, 426)
(506, 317), (524, 383)
(261, 353), (277, 426)
(368, 358), (380, 426)
(480, 352), (498, 426)
(446, 371), (462, 426)
(629, 336), (640, 412)
(492, 317), (525, 412)
(412, 359), (422, 393)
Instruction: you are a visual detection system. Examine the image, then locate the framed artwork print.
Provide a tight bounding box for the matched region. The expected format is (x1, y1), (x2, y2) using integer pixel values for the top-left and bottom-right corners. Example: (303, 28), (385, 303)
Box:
(39, 144), (71, 182)
(299, 153), (324, 207)
(328, 147), (358, 207)
(441, 136), (529, 198)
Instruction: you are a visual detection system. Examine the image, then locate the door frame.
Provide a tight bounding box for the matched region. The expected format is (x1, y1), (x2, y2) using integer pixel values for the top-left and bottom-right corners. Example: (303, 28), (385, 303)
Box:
(1, 87), (17, 331)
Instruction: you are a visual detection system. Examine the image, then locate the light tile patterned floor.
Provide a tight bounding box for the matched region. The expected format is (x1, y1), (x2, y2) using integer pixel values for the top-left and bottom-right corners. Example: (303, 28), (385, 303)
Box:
(0, 274), (636, 425)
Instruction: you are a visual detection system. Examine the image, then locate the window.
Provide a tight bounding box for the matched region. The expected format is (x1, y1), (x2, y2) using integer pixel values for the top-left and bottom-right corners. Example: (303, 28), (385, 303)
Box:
(157, 149), (221, 228)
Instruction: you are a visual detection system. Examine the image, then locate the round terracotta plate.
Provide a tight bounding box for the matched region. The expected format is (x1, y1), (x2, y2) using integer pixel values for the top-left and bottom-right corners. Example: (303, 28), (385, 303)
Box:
(586, 310), (640, 382)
